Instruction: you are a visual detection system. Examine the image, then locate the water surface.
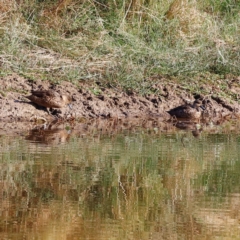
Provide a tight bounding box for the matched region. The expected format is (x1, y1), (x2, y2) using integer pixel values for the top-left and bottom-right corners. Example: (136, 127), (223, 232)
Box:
(1, 124), (240, 239)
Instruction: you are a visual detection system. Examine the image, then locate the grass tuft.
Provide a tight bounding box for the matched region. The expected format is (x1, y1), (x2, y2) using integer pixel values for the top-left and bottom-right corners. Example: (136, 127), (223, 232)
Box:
(0, 0), (240, 94)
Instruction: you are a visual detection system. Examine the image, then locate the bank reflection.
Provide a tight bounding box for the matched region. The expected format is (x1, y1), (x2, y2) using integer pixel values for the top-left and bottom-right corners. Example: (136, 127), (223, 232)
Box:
(0, 125), (239, 239)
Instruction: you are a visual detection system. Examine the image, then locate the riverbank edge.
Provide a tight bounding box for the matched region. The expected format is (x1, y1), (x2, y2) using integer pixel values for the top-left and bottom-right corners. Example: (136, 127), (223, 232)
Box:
(0, 73), (239, 125)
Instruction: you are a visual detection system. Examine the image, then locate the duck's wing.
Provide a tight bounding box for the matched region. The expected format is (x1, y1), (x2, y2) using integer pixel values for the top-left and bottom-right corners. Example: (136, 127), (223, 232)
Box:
(31, 91), (45, 97)
(31, 90), (58, 98)
(168, 105), (188, 113)
(167, 104), (194, 118)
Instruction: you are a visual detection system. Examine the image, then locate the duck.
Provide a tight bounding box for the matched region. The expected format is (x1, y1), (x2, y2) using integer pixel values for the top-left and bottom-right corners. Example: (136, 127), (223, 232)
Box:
(26, 90), (72, 112)
(167, 100), (205, 120)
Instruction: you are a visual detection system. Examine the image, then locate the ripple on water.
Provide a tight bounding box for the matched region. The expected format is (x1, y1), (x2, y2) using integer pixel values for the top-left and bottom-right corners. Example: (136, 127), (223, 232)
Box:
(0, 129), (239, 239)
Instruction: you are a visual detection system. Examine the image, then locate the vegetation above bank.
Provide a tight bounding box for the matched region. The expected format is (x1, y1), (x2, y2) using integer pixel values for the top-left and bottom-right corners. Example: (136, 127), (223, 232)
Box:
(0, 0), (240, 99)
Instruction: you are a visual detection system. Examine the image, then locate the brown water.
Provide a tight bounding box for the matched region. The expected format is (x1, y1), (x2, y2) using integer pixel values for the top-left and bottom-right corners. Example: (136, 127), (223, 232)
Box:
(1, 124), (240, 240)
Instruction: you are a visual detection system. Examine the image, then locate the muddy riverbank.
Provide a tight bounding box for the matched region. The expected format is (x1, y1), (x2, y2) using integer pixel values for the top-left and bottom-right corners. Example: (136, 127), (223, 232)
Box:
(0, 74), (240, 129)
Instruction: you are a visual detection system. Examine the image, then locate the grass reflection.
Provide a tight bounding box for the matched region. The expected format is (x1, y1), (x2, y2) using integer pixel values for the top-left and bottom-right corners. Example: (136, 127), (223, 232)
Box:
(0, 129), (240, 239)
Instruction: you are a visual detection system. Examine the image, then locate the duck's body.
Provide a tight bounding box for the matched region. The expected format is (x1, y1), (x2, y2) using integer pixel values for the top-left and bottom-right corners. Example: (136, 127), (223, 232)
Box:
(167, 100), (204, 120)
(26, 90), (72, 109)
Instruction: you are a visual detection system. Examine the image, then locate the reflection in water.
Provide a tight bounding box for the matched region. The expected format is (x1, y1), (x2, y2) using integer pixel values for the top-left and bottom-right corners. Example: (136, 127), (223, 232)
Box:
(0, 125), (240, 239)
(175, 121), (203, 137)
(26, 129), (71, 145)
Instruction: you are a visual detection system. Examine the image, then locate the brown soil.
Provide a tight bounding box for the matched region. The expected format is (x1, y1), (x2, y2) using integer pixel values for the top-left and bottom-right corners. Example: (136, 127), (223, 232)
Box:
(0, 73), (239, 128)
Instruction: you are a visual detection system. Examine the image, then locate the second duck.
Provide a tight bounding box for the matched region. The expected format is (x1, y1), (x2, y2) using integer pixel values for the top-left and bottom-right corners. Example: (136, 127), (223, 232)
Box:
(167, 100), (205, 120)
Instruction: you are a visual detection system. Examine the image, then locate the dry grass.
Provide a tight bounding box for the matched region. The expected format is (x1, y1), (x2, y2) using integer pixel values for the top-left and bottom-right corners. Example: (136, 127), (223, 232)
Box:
(0, 0), (240, 92)
(165, 0), (212, 42)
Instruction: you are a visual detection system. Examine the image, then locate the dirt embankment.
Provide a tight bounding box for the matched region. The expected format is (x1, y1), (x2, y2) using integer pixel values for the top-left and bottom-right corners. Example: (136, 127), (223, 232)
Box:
(0, 74), (239, 126)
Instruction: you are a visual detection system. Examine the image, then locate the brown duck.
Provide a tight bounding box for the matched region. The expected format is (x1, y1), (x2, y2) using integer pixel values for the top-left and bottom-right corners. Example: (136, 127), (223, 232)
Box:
(26, 90), (72, 110)
(167, 100), (205, 120)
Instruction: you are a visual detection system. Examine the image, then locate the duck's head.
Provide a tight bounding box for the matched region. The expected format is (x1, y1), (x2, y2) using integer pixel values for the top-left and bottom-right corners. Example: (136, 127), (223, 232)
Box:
(60, 95), (74, 109)
(61, 95), (72, 104)
(193, 100), (205, 110)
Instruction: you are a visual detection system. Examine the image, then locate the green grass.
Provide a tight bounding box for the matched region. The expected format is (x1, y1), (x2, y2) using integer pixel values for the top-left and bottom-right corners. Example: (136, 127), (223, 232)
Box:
(0, 0), (240, 95)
